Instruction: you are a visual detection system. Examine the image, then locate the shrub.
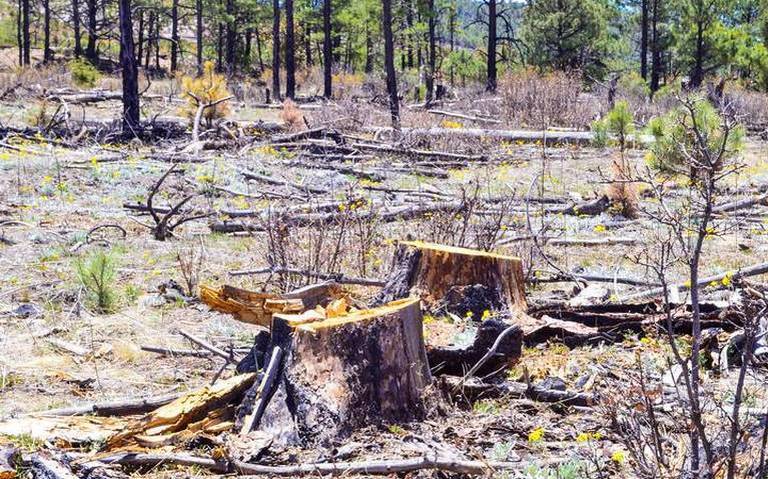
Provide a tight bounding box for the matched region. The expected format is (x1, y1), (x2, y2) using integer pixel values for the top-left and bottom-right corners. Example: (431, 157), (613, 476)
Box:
(75, 250), (119, 313)
(280, 99), (305, 131)
(590, 119), (609, 147)
(646, 97), (745, 173)
(25, 100), (52, 128)
(499, 68), (596, 129)
(180, 61), (232, 127)
(69, 59), (101, 88)
(605, 100), (634, 150)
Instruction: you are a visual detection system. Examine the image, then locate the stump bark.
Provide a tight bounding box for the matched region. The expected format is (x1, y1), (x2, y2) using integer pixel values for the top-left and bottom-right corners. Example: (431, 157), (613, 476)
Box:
(259, 298), (432, 445)
(376, 241), (527, 317)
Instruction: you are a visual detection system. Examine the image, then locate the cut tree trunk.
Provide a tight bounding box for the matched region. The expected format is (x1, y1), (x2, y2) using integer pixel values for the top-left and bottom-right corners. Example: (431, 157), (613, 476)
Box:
(375, 241), (527, 317)
(259, 298), (432, 445)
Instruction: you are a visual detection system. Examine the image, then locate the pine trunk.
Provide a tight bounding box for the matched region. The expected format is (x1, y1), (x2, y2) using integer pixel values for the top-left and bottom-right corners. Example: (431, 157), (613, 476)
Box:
(285, 0), (296, 99)
(119, 0), (140, 137)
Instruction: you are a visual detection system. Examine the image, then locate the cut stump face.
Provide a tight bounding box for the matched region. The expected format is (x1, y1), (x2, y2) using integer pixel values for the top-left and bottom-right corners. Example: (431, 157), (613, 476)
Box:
(260, 298), (432, 445)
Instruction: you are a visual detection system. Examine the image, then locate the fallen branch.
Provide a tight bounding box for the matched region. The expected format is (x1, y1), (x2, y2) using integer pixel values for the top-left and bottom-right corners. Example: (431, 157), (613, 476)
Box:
(240, 346), (283, 435)
(178, 330), (236, 362)
(36, 392), (182, 417)
(427, 109), (502, 124)
(452, 325), (521, 392)
(233, 455), (525, 476)
(621, 261), (768, 302)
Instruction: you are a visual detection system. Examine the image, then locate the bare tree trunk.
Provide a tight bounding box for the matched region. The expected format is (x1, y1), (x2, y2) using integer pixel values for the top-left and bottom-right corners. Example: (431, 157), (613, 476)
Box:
(382, 0), (399, 130)
(640, 0), (648, 80)
(170, 0), (179, 71)
(85, 0), (97, 62)
(225, 0), (236, 72)
(449, 1), (455, 86)
(43, 0), (52, 63)
(285, 0), (296, 98)
(119, 0), (140, 137)
(303, 23), (312, 67)
(244, 27), (253, 69)
(272, 0), (281, 101)
(650, 0), (661, 94)
(486, 0), (497, 92)
(136, 10), (144, 64)
(323, 0), (332, 97)
(255, 25), (264, 72)
(690, 12), (705, 89)
(17, 0), (22, 66)
(425, 0), (436, 104)
(196, 0), (203, 73)
(21, 0), (30, 65)
(364, 25), (373, 74)
(406, 1), (413, 69)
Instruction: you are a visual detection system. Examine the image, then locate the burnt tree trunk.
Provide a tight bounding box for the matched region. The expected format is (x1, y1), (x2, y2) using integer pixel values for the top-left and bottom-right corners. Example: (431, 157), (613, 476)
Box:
(144, 11), (153, 68)
(425, 0), (436, 104)
(259, 298), (432, 445)
(323, 0), (332, 97)
(85, 0), (97, 62)
(225, 0), (236, 72)
(73, 0), (82, 57)
(272, 0), (281, 101)
(382, 0), (399, 130)
(171, 0), (179, 72)
(285, 0), (296, 99)
(20, 0), (30, 65)
(485, 0), (497, 92)
(136, 10), (144, 64)
(376, 241), (527, 318)
(303, 23), (312, 66)
(43, 0), (52, 63)
(119, 0), (140, 138)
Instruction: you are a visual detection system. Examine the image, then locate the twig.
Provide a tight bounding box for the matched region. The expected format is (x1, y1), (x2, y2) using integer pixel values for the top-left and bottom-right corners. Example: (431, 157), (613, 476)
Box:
(240, 346), (283, 435)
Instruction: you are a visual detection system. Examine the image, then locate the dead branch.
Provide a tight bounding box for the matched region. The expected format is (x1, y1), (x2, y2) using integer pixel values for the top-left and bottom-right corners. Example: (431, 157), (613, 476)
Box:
(36, 392), (182, 417)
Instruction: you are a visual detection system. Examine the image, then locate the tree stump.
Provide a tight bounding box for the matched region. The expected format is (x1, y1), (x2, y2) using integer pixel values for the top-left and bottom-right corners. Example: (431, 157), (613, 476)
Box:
(375, 241), (527, 317)
(258, 298), (432, 445)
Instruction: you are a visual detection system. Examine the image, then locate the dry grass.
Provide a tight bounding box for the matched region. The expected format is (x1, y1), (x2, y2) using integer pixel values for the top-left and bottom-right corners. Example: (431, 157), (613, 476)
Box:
(279, 98), (305, 131)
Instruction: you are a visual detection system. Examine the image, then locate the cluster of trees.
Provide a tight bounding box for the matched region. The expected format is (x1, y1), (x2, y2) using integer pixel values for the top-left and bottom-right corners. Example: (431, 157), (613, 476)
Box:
(9, 0), (768, 133)
(11, 0), (768, 95)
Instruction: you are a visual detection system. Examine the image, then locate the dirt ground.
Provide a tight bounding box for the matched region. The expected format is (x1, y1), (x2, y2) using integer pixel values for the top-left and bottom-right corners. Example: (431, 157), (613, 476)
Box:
(2, 91), (768, 477)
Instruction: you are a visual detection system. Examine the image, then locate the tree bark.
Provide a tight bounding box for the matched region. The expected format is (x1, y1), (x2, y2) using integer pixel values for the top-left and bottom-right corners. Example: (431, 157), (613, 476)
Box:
(303, 23), (312, 67)
(136, 10), (144, 64)
(640, 0), (648, 80)
(650, 0), (661, 93)
(225, 0), (236, 73)
(119, 0), (140, 138)
(17, 0), (22, 66)
(323, 0), (332, 97)
(486, 0), (497, 91)
(382, 0), (399, 130)
(375, 241), (528, 316)
(85, 0), (97, 62)
(144, 11), (153, 68)
(196, 0), (204, 73)
(260, 298), (432, 445)
(43, 0), (52, 63)
(272, 0), (281, 101)
(285, 0), (296, 99)
(425, 0), (436, 104)
(21, 0), (30, 65)
(171, 0), (180, 72)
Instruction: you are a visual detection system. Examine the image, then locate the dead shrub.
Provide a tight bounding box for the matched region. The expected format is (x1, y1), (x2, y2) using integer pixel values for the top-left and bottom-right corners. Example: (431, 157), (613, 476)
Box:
(280, 99), (305, 131)
(498, 69), (596, 129)
(605, 155), (639, 219)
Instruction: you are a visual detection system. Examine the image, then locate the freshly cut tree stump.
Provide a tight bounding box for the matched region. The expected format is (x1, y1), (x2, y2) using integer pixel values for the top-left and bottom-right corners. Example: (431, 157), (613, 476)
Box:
(258, 298), (432, 445)
(376, 241), (527, 317)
